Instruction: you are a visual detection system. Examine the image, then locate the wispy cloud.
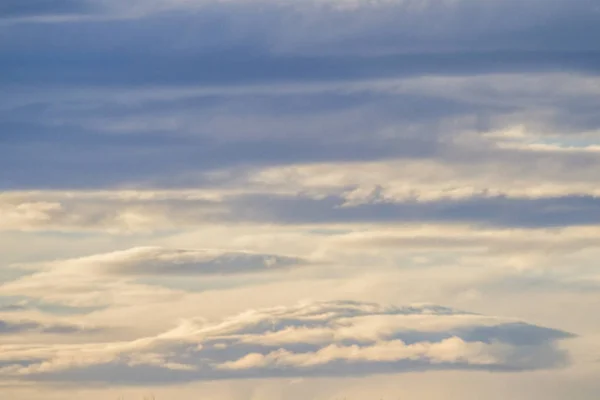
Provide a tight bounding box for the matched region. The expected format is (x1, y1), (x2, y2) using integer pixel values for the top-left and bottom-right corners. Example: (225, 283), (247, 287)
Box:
(13, 246), (311, 276)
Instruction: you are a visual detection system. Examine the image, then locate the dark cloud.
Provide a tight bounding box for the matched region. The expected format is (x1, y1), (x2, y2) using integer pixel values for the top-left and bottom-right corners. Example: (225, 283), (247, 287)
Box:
(223, 193), (600, 229)
(1, 0), (600, 86)
(2, 50), (599, 88)
(0, 0), (95, 19)
(0, 319), (94, 335)
(0, 0), (598, 192)
(0, 120), (439, 190)
(2, 78), (598, 191)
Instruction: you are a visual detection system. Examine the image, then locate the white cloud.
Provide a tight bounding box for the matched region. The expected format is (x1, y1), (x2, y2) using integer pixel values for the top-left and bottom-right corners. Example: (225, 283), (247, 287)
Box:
(218, 337), (505, 370)
(0, 247), (311, 309)
(0, 301), (572, 383)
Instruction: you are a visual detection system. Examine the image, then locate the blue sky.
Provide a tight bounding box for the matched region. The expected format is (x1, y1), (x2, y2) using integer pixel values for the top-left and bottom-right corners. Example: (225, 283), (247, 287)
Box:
(1, 1), (600, 399)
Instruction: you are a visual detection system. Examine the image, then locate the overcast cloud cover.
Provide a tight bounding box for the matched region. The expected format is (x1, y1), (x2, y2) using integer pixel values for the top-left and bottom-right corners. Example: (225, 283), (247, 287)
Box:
(1, 0), (600, 399)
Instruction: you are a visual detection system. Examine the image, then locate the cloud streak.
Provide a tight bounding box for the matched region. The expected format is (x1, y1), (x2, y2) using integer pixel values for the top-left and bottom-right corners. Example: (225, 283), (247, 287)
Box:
(0, 247), (312, 309)
(0, 317), (96, 336)
(34, 246), (310, 276)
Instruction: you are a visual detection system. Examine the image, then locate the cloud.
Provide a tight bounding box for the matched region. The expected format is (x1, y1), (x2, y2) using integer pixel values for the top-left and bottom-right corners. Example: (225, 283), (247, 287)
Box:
(1, 71), (599, 197)
(0, 303), (28, 313)
(1, 0), (598, 197)
(1, 0), (600, 96)
(42, 246), (310, 276)
(0, 301), (573, 384)
(3, 138), (600, 233)
(225, 192), (600, 229)
(0, 318), (95, 335)
(3, 0), (600, 53)
(0, 247), (311, 309)
(0, 0), (96, 19)
(327, 226), (600, 256)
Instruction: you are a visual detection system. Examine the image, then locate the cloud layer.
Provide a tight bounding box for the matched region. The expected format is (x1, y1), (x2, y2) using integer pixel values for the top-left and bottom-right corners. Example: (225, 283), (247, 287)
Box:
(0, 301), (572, 384)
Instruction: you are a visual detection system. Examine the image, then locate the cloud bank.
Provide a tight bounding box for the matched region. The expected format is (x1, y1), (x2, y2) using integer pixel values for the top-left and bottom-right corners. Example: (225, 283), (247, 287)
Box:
(0, 301), (572, 384)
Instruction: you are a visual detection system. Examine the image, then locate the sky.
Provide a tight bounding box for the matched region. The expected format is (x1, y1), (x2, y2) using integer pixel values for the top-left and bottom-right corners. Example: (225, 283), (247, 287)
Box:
(1, 0), (600, 399)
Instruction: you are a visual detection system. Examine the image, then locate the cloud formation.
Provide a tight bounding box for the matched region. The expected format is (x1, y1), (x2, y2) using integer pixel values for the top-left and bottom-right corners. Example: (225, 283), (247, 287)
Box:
(0, 247), (311, 309)
(0, 301), (572, 384)
(13, 246), (309, 276)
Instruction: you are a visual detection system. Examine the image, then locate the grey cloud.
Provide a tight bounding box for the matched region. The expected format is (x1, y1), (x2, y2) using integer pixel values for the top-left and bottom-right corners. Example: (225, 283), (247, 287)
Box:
(4, 190), (600, 233)
(2, 50), (599, 88)
(1, 0), (600, 90)
(2, 74), (600, 191)
(3, 0), (600, 52)
(0, 320), (39, 334)
(9, 247), (311, 277)
(0, 87), (459, 189)
(0, 0), (96, 19)
(0, 301), (573, 384)
(0, 296), (103, 316)
(0, 304), (28, 312)
(89, 247), (310, 276)
(0, 319), (94, 335)
(225, 193), (600, 229)
(0, 123), (437, 190)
